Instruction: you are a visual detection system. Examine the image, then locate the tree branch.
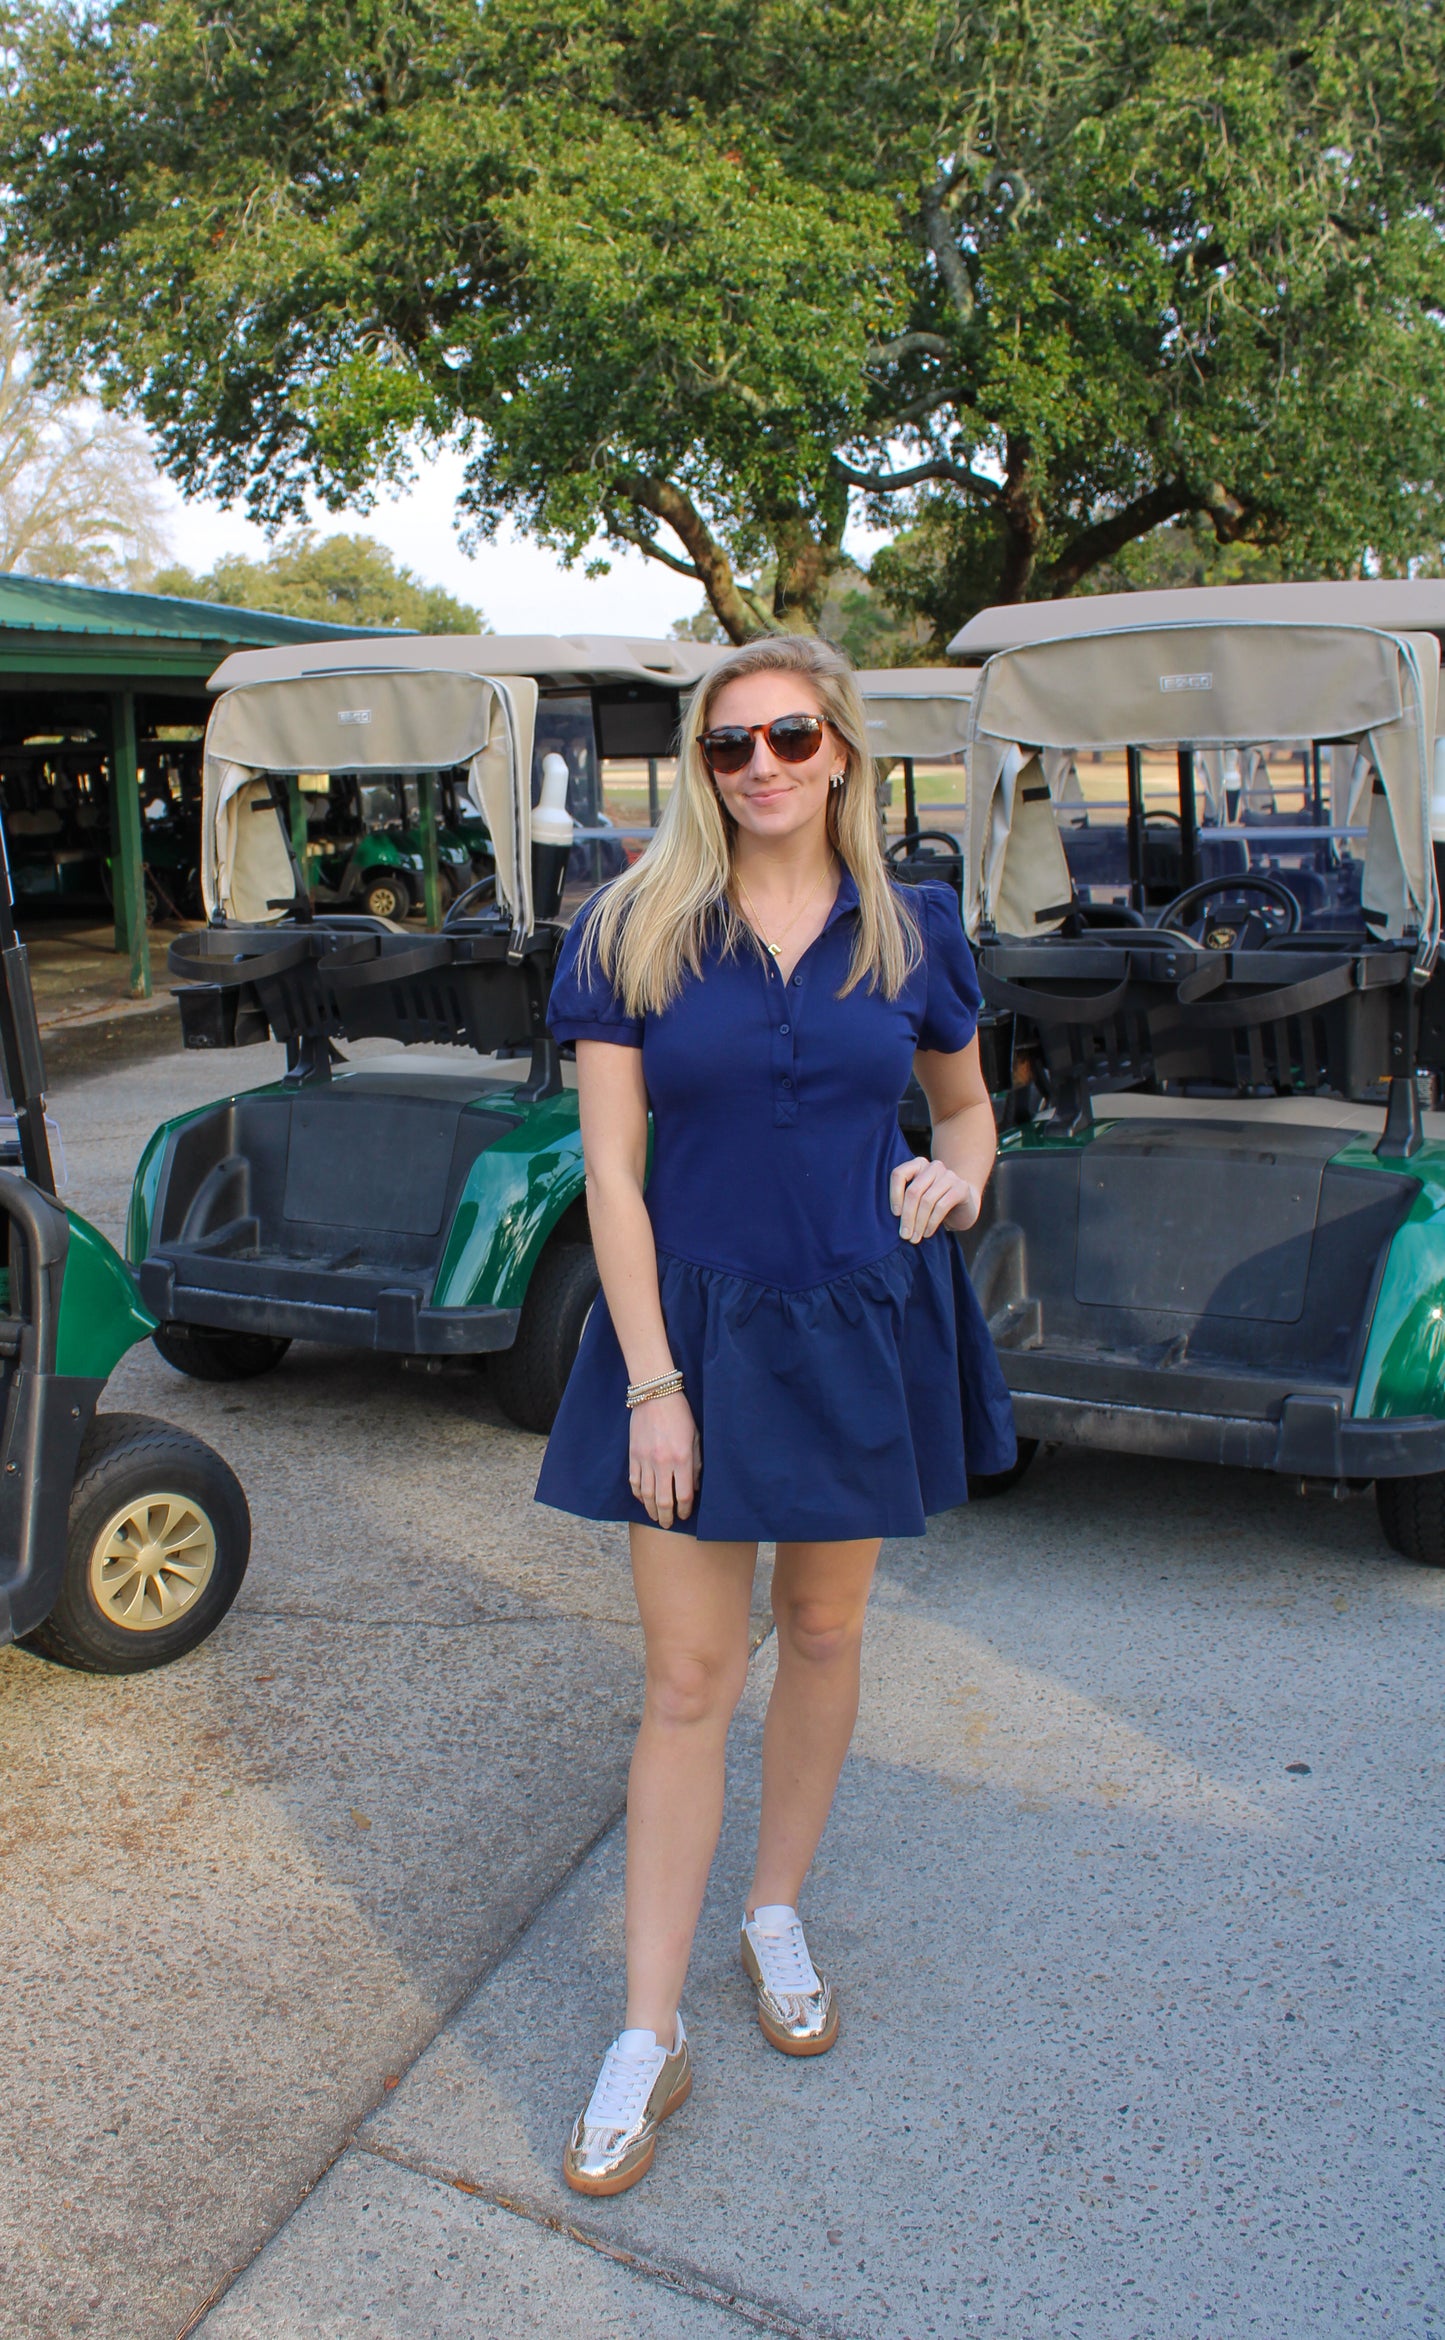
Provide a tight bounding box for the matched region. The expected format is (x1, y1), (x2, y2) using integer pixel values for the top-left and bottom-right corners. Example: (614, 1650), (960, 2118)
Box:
(1042, 479), (1195, 594)
(834, 455), (998, 499)
(865, 331), (951, 367)
(1200, 480), (1252, 543)
(921, 179), (974, 326)
(613, 470), (769, 642)
(871, 387), (963, 433)
(606, 516), (702, 582)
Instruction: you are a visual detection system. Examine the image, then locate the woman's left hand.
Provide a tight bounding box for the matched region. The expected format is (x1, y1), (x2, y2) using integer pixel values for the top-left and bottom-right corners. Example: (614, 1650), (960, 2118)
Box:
(890, 1155), (980, 1242)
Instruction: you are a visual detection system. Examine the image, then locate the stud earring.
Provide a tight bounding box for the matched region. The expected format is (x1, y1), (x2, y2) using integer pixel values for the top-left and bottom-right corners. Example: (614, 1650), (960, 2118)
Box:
(829, 770), (846, 789)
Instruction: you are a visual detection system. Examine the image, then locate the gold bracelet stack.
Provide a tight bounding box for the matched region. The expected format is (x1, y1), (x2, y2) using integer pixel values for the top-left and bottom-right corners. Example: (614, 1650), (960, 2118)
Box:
(626, 1370), (685, 1410)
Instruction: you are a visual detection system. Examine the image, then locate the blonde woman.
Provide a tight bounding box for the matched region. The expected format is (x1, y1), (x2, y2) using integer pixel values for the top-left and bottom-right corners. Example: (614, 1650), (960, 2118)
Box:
(536, 636), (1014, 2195)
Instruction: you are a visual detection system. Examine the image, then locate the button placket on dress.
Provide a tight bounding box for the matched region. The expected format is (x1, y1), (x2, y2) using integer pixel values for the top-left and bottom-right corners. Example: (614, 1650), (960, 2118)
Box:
(765, 954), (799, 1127)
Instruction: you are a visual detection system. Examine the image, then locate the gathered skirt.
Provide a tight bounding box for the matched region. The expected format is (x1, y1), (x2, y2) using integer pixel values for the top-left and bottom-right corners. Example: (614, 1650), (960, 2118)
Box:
(533, 1232), (1016, 1543)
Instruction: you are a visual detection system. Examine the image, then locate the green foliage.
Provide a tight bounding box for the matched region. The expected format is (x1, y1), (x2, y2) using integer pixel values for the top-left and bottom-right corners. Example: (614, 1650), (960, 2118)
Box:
(150, 531), (484, 632)
(3, 0), (1444, 649)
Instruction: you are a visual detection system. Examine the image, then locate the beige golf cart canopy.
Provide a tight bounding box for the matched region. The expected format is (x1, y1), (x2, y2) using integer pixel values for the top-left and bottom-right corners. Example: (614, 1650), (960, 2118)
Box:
(965, 619), (1441, 961)
(201, 634), (727, 933)
(854, 667), (978, 760)
(207, 630), (726, 696)
(950, 579), (1445, 660)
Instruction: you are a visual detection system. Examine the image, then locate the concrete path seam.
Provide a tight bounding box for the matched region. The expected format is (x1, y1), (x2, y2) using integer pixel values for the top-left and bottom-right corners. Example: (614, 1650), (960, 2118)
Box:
(230, 1606), (626, 1630)
(351, 2137), (867, 2340)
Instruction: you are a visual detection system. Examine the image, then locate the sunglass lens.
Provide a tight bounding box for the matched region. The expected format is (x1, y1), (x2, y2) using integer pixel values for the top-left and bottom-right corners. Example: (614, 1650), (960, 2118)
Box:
(768, 716), (824, 762)
(701, 728), (754, 774)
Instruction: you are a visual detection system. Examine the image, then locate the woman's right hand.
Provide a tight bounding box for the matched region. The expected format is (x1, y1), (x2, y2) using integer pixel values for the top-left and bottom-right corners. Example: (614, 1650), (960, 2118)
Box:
(629, 1391), (701, 1528)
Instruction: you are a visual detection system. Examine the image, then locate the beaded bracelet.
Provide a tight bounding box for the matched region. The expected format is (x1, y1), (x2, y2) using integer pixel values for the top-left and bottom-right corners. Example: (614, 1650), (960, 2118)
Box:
(626, 1370), (685, 1410)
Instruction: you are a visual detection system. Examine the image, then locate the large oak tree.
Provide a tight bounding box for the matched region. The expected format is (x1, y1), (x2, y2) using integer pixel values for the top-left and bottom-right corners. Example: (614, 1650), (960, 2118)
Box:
(3, 0), (1442, 646)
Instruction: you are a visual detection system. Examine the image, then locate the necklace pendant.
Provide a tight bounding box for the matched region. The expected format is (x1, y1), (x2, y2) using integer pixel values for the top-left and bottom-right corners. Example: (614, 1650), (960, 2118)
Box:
(766, 941), (780, 958)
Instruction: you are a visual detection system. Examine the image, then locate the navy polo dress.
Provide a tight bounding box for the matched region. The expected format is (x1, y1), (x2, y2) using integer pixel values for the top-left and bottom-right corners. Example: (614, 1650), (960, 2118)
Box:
(533, 873), (1016, 1542)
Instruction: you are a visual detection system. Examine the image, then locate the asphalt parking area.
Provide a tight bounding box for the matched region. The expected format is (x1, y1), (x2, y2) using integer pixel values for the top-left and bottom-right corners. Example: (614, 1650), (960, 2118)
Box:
(3, 1031), (1442, 2340)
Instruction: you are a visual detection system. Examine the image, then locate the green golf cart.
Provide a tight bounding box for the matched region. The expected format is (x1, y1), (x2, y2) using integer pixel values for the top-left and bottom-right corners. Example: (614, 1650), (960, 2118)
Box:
(127, 636), (973, 1433)
(128, 634), (721, 1432)
(0, 818), (250, 1672)
(293, 772), (427, 921)
(942, 586), (1445, 1562)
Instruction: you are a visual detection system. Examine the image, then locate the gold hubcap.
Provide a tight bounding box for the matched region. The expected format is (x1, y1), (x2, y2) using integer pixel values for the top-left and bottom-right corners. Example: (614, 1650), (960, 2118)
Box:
(88, 1492), (217, 1632)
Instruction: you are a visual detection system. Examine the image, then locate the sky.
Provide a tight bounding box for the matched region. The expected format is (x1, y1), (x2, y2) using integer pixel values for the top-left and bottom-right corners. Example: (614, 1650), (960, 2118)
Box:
(157, 443), (708, 637)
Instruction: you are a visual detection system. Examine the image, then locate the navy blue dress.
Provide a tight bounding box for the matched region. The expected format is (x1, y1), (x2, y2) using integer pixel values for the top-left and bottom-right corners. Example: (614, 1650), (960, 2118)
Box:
(534, 872), (1016, 1541)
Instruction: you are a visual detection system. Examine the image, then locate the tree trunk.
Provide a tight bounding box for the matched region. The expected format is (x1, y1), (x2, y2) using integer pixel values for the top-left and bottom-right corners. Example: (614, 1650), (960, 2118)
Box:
(997, 436), (1045, 601)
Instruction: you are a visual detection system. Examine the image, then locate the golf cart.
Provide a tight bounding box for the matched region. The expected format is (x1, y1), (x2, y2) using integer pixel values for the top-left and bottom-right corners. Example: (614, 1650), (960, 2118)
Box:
(856, 665), (976, 899)
(0, 814), (250, 1672)
(293, 772), (427, 921)
(127, 635), (721, 1432)
(947, 599), (1445, 1562)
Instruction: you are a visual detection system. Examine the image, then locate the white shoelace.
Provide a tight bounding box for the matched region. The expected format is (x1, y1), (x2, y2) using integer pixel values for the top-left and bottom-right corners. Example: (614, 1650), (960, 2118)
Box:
(745, 1906), (821, 1999)
(582, 2028), (670, 2137)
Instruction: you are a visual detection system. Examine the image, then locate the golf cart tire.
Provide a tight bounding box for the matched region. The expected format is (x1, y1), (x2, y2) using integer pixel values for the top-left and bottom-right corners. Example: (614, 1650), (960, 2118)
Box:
(967, 1437), (1039, 1499)
(490, 1241), (599, 1434)
(358, 870), (412, 922)
(153, 1322), (292, 1382)
(21, 1413), (251, 1674)
(1375, 1472), (1445, 1567)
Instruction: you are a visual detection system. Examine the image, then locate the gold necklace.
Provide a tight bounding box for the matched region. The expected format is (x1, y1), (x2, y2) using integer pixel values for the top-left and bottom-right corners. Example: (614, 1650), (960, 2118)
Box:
(734, 859), (836, 961)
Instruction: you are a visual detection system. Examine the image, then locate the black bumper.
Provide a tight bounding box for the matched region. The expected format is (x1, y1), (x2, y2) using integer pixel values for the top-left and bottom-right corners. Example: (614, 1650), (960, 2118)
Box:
(138, 1256), (520, 1357)
(1010, 1389), (1445, 1480)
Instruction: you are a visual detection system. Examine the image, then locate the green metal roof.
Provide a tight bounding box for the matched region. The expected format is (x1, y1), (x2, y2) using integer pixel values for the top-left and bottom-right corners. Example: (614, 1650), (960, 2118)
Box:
(0, 570), (406, 644)
(0, 570), (408, 685)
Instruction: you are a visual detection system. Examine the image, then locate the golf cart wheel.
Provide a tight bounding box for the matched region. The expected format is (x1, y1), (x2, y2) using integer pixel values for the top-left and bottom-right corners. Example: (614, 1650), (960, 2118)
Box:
(968, 1437), (1039, 1499)
(1375, 1473), (1445, 1567)
(153, 1322), (291, 1382)
(490, 1241), (599, 1434)
(358, 869), (411, 921)
(21, 1413), (251, 1674)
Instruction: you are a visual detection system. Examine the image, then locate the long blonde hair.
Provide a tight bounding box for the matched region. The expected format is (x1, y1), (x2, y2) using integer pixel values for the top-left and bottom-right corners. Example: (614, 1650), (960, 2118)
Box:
(579, 635), (920, 1014)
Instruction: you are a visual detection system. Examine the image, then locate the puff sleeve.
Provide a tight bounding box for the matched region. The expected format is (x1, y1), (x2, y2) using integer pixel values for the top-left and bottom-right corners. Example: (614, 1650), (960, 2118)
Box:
(915, 882), (981, 1054)
(546, 896), (644, 1049)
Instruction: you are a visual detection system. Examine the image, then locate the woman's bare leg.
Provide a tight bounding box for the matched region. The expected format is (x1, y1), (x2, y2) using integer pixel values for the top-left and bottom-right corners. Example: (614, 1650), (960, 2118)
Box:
(747, 1537), (882, 1913)
(624, 1524), (758, 2039)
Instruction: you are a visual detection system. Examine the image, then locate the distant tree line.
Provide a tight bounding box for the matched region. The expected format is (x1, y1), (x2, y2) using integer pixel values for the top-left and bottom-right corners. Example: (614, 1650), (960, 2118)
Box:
(3, 1), (1442, 651)
(153, 533), (484, 633)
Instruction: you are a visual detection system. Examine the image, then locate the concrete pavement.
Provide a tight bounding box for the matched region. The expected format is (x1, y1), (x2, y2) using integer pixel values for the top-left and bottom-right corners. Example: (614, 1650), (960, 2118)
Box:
(201, 1453), (1445, 2339)
(2, 1029), (772, 2340)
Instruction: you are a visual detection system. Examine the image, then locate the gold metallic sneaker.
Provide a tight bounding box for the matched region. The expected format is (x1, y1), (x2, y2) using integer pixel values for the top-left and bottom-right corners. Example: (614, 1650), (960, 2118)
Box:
(563, 2020), (692, 2196)
(741, 1905), (839, 2057)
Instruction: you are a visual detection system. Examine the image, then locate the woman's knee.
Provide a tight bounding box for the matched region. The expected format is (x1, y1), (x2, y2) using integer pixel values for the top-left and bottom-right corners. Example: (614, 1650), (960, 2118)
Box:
(774, 1596), (865, 1670)
(644, 1644), (748, 1729)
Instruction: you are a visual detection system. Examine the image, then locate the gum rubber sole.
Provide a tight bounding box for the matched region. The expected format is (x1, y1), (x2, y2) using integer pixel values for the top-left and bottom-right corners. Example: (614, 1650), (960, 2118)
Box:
(562, 2065), (693, 2197)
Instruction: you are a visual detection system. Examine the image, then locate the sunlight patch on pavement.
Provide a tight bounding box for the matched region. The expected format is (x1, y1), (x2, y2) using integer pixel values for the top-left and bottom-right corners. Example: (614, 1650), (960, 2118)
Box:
(849, 1610), (1280, 1832)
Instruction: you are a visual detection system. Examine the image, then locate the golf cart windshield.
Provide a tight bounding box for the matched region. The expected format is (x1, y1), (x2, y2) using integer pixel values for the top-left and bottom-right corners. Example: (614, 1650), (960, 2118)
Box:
(965, 621), (1441, 966)
(202, 663), (539, 938)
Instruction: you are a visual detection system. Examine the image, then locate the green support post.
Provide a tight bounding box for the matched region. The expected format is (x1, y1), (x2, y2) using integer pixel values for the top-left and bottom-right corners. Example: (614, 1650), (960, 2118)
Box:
(418, 770), (443, 930)
(108, 690), (151, 1000)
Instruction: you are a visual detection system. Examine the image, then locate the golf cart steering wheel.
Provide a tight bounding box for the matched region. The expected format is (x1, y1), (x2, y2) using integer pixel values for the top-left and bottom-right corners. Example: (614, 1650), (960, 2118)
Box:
(1157, 874), (1301, 951)
(442, 873), (498, 927)
(886, 831), (964, 884)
